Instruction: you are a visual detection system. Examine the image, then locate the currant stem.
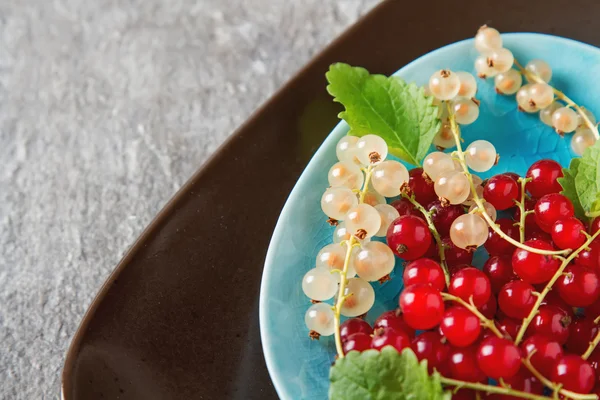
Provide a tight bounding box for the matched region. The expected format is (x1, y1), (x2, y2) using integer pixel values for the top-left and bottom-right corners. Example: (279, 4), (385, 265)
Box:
(582, 329), (600, 360)
(521, 357), (598, 400)
(439, 376), (551, 400)
(514, 228), (600, 345)
(440, 293), (504, 338)
(516, 177), (530, 243)
(333, 165), (375, 358)
(401, 193), (450, 287)
(446, 103), (569, 257)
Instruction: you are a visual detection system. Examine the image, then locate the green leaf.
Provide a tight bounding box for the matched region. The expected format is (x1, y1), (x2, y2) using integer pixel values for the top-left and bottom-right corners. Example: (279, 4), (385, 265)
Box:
(559, 158), (586, 220)
(575, 141), (600, 216)
(329, 347), (451, 400)
(326, 63), (441, 166)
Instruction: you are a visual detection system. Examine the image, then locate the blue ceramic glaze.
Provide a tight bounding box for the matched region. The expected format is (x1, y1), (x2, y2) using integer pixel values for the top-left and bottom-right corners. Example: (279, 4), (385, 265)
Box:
(260, 33), (600, 400)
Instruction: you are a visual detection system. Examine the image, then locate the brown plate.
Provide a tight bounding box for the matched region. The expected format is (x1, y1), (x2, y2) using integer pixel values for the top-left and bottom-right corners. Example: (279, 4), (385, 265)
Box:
(61, 1), (600, 399)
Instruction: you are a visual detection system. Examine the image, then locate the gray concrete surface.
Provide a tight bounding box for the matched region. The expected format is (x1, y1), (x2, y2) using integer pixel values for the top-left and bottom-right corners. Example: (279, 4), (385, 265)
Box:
(0, 1), (378, 398)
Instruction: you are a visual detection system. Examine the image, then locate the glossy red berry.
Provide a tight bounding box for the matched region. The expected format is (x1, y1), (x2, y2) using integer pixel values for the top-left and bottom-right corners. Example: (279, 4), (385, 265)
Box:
(521, 334), (563, 377)
(390, 198), (422, 218)
(343, 332), (371, 354)
(374, 310), (415, 339)
(534, 193), (574, 232)
(484, 218), (519, 256)
(588, 349), (600, 380)
(403, 258), (446, 291)
(529, 304), (571, 345)
(525, 159), (563, 198)
(567, 317), (599, 355)
(411, 331), (450, 374)
(503, 172), (521, 183)
(498, 280), (535, 319)
(552, 217), (586, 250)
(387, 216), (432, 260)
(483, 174), (520, 210)
(541, 289), (575, 318)
(483, 255), (516, 294)
(440, 237), (473, 267)
(512, 239), (560, 283)
(496, 316), (522, 341)
(525, 226), (552, 242)
(551, 355), (595, 394)
(476, 336), (521, 379)
(557, 265), (600, 307)
(591, 217), (600, 235)
(440, 306), (481, 348)
(500, 368), (544, 397)
(447, 345), (487, 382)
(478, 294), (497, 320)
(427, 200), (464, 237)
(408, 167), (437, 206)
(340, 318), (373, 343)
(399, 284), (444, 330)
(371, 327), (411, 352)
(449, 267), (491, 307)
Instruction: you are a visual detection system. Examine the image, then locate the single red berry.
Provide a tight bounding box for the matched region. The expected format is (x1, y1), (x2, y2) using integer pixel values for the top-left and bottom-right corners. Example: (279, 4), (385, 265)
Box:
(411, 331), (450, 375)
(498, 280), (536, 319)
(390, 198), (422, 218)
(483, 174), (520, 210)
(440, 237), (473, 267)
(557, 265), (600, 307)
(449, 267), (491, 307)
(498, 368), (544, 397)
(521, 334), (563, 377)
(371, 327), (411, 352)
(525, 226), (552, 242)
(427, 200), (464, 237)
(496, 316), (522, 341)
(512, 239), (560, 284)
(529, 304), (571, 345)
(567, 317), (599, 355)
(440, 306), (481, 348)
(399, 284), (444, 330)
(485, 218), (519, 256)
(552, 217), (586, 250)
(340, 318), (373, 343)
(476, 336), (521, 379)
(525, 159), (563, 198)
(478, 293), (497, 320)
(447, 345), (487, 382)
(591, 217), (600, 235)
(541, 289), (575, 318)
(534, 193), (575, 232)
(403, 258), (446, 291)
(588, 349), (600, 380)
(576, 240), (600, 270)
(503, 172), (521, 183)
(387, 216), (432, 260)
(374, 310), (415, 339)
(343, 332), (372, 354)
(409, 168), (437, 206)
(483, 255), (516, 294)
(551, 354), (595, 393)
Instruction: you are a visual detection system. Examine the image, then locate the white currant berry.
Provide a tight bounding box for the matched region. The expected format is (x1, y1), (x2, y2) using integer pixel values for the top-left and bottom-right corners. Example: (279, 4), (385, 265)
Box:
(469, 202), (497, 222)
(321, 187), (358, 221)
(525, 59), (552, 83)
(456, 71), (478, 98)
(423, 151), (455, 181)
(494, 69), (523, 95)
(345, 204), (381, 239)
(475, 56), (498, 79)
(450, 214), (488, 249)
(540, 102), (561, 126)
(571, 127), (598, 156)
(362, 187), (385, 207)
(529, 83), (554, 109)
(355, 135), (388, 165)
(434, 170), (470, 205)
(428, 69), (460, 100)
(516, 84), (538, 113)
(463, 175), (484, 207)
(487, 48), (514, 73)
(305, 302), (336, 336)
(474, 25), (503, 54)
(451, 97), (480, 125)
(336, 135), (360, 165)
(374, 204), (400, 237)
(465, 140), (497, 172)
(351, 241), (395, 282)
(341, 277), (375, 317)
(371, 160), (409, 197)
(302, 267), (338, 301)
(552, 107), (578, 134)
(433, 121), (456, 149)
(577, 107), (597, 127)
(328, 161), (365, 190)
(317, 243), (357, 280)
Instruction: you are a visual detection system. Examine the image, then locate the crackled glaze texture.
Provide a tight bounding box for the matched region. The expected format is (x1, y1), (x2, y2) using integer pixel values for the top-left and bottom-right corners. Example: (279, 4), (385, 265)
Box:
(260, 34), (600, 400)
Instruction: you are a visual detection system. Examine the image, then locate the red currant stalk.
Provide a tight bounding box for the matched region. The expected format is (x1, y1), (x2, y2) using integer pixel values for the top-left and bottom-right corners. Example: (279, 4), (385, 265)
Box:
(439, 376), (549, 400)
(514, 177), (532, 243)
(440, 292), (504, 338)
(583, 329), (600, 360)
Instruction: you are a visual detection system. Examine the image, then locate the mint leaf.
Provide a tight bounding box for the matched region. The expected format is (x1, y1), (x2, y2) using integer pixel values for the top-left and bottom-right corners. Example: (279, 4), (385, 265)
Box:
(326, 63), (441, 166)
(575, 141), (600, 216)
(559, 158), (586, 220)
(329, 347), (451, 400)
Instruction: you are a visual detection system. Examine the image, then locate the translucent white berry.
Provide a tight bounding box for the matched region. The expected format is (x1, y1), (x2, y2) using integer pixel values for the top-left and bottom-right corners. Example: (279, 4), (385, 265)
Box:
(317, 243), (356, 280)
(552, 107), (578, 134)
(356, 135), (388, 165)
(456, 71), (478, 98)
(302, 267), (338, 301)
(451, 97), (480, 125)
(571, 127), (598, 156)
(494, 69), (523, 95)
(529, 83), (554, 110)
(423, 151), (455, 181)
(516, 84), (538, 113)
(577, 107), (596, 127)
(525, 59), (552, 83)
(429, 69), (460, 100)
(469, 202), (497, 222)
(433, 121), (456, 149)
(434, 171), (470, 205)
(351, 241), (395, 282)
(450, 214), (488, 249)
(341, 277), (375, 317)
(336, 135), (360, 165)
(305, 302), (336, 336)
(474, 26), (503, 54)
(345, 204), (382, 239)
(465, 140), (497, 172)
(328, 161), (364, 190)
(371, 160), (409, 197)
(540, 102), (561, 126)
(487, 48), (514, 73)
(463, 175), (484, 207)
(362, 188), (385, 207)
(333, 221), (351, 243)
(475, 56), (498, 79)
(321, 187), (358, 220)
(374, 204), (400, 237)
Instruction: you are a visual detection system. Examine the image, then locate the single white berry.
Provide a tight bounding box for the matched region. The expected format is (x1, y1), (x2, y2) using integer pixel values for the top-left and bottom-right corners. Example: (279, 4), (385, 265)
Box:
(487, 48), (514, 73)
(475, 56), (498, 79)
(355, 135), (388, 165)
(345, 204), (382, 239)
(321, 187), (358, 221)
(552, 107), (578, 134)
(494, 69), (523, 95)
(433, 121), (456, 149)
(474, 26), (503, 54)
(525, 59), (552, 83)
(340, 277), (375, 317)
(351, 241), (395, 281)
(302, 267), (338, 301)
(328, 161), (364, 190)
(456, 71), (478, 98)
(451, 97), (480, 125)
(529, 83), (554, 109)
(540, 102), (561, 126)
(465, 140), (497, 172)
(577, 107), (596, 127)
(450, 214), (488, 249)
(571, 127), (598, 156)
(434, 171), (470, 205)
(371, 160), (409, 197)
(374, 204), (400, 237)
(305, 302), (336, 336)
(429, 69), (461, 100)
(336, 135), (360, 165)
(516, 84), (538, 113)
(423, 151), (455, 181)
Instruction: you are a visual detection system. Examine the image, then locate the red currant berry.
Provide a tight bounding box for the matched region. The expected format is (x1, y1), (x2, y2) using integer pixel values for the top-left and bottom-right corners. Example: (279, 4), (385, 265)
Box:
(411, 331), (450, 374)
(500, 368), (544, 397)
(525, 226), (552, 242)
(534, 193), (574, 232)
(387, 215), (432, 260)
(552, 217), (586, 250)
(427, 200), (464, 237)
(551, 355), (595, 394)
(483, 255), (516, 294)
(576, 240), (600, 270)
(503, 172), (521, 182)
(529, 304), (571, 345)
(390, 198), (422, 218)
(521, 334), (563, 377)
(514, 197), (538, 228)
(476, 336), (521, 379)
(441, 237), (473, 267)
(496, 316), (522, 341)
(449, 267), (491, 307)
(485, 218), (519, 256)
(588, 349), (600, 380)
(423, 240), (439, 260)
(403, 258), (446, 291)
(498, 280), (536, 319)
(374, 310), (416, 339)
(557, 265), (600, 307)
(371, 327), (411, 352)
(483, 174), (520, 210)
(408, 167), (437, 206)
(340, 318), (373, 343)
(591, 217), (600, 235)
(399, 284), (444, 330)
(440, 306), (481, 348)
(541, 289), (575, 318)
(478, 293), (497, 320)
(343, 332), (371, 354)
(512, 239), (560, 284)
(525, 159), (563, 198)
(567, 317), (599, 355)
(447, 345), (487, 382)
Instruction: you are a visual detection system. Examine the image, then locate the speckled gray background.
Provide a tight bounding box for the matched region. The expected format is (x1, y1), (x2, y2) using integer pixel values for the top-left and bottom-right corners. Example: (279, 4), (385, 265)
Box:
(0, 1), (378, 398)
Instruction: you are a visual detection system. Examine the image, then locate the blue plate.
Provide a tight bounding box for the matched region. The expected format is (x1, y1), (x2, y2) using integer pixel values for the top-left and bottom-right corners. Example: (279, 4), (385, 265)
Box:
(259, 33), (600, 400)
